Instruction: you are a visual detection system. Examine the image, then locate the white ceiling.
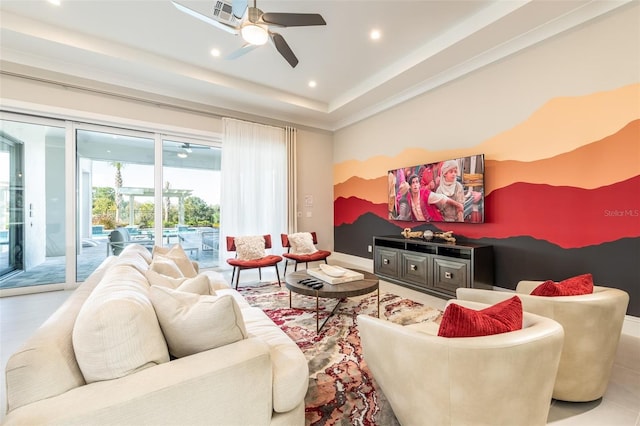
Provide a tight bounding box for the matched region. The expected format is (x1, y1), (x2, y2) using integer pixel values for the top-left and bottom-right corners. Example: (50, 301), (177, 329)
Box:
(0, 0), (631, 131)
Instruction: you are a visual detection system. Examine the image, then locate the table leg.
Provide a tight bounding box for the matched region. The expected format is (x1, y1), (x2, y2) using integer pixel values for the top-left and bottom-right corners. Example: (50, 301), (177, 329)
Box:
(316, 293), (319, 333)
(377, 288), (380, 318)
(289, 290), (292, 309)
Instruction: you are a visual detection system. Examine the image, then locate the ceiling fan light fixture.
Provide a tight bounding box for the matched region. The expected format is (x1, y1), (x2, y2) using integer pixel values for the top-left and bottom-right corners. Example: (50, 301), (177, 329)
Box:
(241, 23), (269, 45)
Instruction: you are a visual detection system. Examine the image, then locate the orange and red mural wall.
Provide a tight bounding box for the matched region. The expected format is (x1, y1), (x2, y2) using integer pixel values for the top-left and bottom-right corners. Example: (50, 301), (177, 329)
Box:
(334, 84), (640, 316)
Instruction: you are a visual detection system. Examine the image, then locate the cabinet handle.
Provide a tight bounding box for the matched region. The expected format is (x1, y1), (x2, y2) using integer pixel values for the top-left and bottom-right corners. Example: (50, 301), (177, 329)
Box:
(410, 264), (417, 271)
(445, 272), (452, 279)
(383, 259), (389, 265)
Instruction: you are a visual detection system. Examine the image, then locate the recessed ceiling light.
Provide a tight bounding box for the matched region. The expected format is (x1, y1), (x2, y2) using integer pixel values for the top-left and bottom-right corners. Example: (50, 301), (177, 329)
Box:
(210, 48), (221, 57)
(47, 0), (61, 5)
(370, 29), (381, 40)
(177, 152), (188, 159)
(308, 80), (317, 88)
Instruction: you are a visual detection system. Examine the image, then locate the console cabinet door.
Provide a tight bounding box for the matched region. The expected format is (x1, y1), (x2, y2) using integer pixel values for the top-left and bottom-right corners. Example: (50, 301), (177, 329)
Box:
(432, 256), (469, 296)
(401, 252), (429, 288)
(375, 247), (399, 278)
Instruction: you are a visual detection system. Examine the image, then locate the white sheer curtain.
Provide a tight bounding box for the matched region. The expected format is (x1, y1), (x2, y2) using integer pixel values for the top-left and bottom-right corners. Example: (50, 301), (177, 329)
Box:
(219, 118), (292, 264)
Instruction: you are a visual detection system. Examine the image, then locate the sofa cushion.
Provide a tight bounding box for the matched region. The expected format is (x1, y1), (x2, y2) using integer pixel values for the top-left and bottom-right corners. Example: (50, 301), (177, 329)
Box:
(287, 232), (317, 254)
(152, 244), (198, 278)
(4, 256), (119, 413)
(72, 265), (170, 383)
(150, 287), (247, 358)
(438, 296), (523, 338)
(530, 273), (594, 296)
(120, 243), (152, 263)
(234, 235), (266, 260)
(241, 307), (309, 413)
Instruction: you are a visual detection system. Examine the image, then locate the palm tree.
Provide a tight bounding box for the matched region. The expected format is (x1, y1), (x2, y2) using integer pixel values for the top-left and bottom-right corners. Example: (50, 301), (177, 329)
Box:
(111, 162), (124, 224)
(164, 181), (171, 223)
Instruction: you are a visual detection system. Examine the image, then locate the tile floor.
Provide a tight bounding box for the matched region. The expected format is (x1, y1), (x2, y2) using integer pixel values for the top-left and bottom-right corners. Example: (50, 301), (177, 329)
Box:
(1, 266), (638, 424)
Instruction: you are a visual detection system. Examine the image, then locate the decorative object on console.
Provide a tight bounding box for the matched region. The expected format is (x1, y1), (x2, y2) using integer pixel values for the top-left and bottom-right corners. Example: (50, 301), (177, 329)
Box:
(422, 230), (434, 240)
(434, 230), (456, 243)
(401, 227), (424, 238)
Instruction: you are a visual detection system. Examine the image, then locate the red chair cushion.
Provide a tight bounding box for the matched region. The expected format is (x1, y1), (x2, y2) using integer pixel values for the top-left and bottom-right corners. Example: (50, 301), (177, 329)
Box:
(530, 273), (594, 296)
(282, 250), (331, 263)
(438, 296), (523, 338)
(227, 255), (282, 269)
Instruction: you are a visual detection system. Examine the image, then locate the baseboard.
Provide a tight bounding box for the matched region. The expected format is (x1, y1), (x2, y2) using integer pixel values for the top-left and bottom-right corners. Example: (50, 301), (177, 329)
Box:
(330, 252), (373, 273)
(332, 252), (640, 339)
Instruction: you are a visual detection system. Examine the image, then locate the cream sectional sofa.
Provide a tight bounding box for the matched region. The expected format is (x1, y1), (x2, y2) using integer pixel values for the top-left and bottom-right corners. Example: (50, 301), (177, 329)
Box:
(4, 244), (308, 425)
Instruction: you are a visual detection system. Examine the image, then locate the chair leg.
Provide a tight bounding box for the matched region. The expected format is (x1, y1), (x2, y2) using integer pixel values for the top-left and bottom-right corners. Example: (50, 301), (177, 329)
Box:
(235, 269), (241, 290)
(231, 267), (237, 286)
(305, 262), (309, 270)
(294, 262), (298, 272)
(274, 265), (281, 287)
(258, 268), (262, 281)
(324, 259), (328, 264)
(283, 259), (289, 276)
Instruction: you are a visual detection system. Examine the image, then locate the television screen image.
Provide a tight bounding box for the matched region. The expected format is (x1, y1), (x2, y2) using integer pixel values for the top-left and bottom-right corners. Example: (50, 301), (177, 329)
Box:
(388, 154), (485, 223)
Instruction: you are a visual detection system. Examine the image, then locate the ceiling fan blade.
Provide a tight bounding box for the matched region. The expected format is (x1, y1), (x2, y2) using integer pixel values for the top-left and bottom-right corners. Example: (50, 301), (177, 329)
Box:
(231, 0), (248, 20)
(226, 43), (259, 60)
(171, 1), (239, 35)
(261, 13), (326, 27)
(270, 32), (298, 68)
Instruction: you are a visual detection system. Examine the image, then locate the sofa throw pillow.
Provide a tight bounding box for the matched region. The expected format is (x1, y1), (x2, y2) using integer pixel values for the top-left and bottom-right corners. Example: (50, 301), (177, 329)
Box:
(145, 269), (212, 295)
(176, 274), (213, 295)
(73, 268), (170, 383)
(438, 296), (523, 338)
(149, 286), (247, 358)
(288, 232), (318, 254)
(152, 244), (197, 278)
(149, 255), (184, 279)
(234, 235), (266, 260)
(530, 273), (594, 296)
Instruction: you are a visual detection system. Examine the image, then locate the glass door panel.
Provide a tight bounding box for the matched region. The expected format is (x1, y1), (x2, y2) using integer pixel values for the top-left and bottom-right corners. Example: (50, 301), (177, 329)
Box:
(162, 139), (221, 268)
(76, 128), (155, 281)
(0, 119), (65, 289)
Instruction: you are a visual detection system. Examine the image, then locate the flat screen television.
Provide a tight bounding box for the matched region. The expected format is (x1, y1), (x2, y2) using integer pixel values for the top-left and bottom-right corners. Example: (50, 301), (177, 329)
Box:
(387, 154), (485, 223)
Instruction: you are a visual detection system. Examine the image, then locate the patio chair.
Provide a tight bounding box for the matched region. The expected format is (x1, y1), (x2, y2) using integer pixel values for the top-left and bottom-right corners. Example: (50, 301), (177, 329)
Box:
(107, 228), (154, 256)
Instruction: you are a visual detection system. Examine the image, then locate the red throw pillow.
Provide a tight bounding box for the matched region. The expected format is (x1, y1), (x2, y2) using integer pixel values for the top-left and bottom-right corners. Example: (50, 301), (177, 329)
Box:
(530, 273), (594, 297)
(438, 296), (523, 338)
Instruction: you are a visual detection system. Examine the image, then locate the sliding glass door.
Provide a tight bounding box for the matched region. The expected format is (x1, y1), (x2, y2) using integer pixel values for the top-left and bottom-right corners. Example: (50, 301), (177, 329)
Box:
(0, 117), (66, 289)
(0, 113), (221, 293)
(162, 139), (221, 268)
(76, 127), (155, 282)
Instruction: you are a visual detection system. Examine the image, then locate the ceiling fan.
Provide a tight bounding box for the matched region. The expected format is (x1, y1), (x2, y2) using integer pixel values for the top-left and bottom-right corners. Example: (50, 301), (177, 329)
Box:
(171, 0), (326, 68)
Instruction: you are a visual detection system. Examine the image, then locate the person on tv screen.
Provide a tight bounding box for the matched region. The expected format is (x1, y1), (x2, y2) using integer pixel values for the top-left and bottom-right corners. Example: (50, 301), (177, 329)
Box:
(397, 174), (462, 222)
(436, 160), (465, 222)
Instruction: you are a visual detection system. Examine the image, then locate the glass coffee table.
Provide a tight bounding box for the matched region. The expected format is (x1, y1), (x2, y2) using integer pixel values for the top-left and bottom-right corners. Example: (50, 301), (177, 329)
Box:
(284, 269), (379, 333)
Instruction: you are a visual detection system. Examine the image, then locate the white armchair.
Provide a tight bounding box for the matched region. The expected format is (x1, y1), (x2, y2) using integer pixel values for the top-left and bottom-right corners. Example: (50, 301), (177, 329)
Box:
(457, 282), (629, 402)
(358, 299), (564, 426)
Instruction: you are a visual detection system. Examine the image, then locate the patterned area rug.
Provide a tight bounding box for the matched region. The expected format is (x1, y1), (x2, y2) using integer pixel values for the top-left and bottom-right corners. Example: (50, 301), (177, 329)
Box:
(238, 282), (443, 426)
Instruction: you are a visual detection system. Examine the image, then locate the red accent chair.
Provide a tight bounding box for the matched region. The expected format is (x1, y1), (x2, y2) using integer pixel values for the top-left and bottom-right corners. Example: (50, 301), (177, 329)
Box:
(226, 235), (282, 290)
(281, 232), (331, 275)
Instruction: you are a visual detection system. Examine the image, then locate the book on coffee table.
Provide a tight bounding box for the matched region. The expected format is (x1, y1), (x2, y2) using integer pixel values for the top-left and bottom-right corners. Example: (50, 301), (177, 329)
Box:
(307, 266), (365, 284)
